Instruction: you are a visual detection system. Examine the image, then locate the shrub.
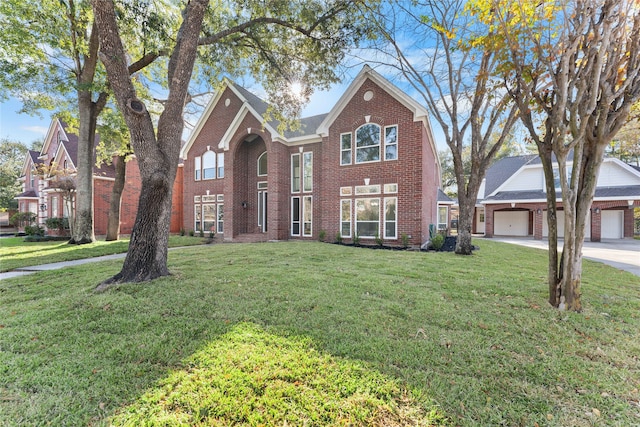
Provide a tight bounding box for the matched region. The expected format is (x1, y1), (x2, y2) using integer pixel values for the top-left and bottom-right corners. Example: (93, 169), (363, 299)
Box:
(208, 229), (215, 239)
(430, 233), (445, 251)
(10, 212), (36, 227)
(199, 229), (204, 238)
(335, 232), (343, 244)
(318, 230), (326, 242)
(24, 224), (45, 237)
(189, 230), (195, 237)
(401, 233), (410, 249)
(374, 232), (383, 246)
(180, 228), (185, 236)
(352, 231), (360, 246)
(45, 217), (69, 231)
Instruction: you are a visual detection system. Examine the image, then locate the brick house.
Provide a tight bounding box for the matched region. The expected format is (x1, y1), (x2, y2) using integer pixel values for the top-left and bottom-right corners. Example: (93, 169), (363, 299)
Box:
(475, 155), (640, 240)
(180, 65), (443, 246)
(14, 118), (183, 236)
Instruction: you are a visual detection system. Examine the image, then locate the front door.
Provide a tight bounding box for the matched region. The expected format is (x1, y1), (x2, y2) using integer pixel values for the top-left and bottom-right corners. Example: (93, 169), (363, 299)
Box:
(258, 190), (268, 233)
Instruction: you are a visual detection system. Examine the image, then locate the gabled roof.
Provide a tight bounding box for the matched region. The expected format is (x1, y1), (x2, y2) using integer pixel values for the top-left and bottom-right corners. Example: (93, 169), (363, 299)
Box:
(482, 155), (640, 203)
(438, 189), (454, 204)
(484, 154), (538, 198)
(15, 189), (38, 199)
(21, 150), (43, 176)
(181, 64), (437, 159)
(316, 65), (431, 137)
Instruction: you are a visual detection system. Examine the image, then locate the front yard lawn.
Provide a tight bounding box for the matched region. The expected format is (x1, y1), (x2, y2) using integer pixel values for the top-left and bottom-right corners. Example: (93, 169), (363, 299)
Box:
(0, 240), (638, 426)
(0, 235), (208, 272)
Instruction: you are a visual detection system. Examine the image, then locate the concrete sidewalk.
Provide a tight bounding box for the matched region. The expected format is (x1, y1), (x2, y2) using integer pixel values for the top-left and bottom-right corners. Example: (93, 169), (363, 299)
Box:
(0, 253), (127, 280)
(490, 237), (640, 277)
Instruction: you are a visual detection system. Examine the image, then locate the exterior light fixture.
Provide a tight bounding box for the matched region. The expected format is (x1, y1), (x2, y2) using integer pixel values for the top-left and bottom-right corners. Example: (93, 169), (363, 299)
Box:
(39, 203), (47, 212)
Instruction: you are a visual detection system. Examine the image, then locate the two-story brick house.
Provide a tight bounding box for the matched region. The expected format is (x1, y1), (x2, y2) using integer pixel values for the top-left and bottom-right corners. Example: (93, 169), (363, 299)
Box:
(180, 65), (443, 246)
(15, 118), (183, 236)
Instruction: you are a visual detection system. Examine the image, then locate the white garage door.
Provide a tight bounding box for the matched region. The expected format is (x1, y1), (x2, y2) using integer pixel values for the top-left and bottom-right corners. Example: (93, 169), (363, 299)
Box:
(494, 211), (529, 236)
(543, 210), (591, 239)
(602, 210), (623, 239)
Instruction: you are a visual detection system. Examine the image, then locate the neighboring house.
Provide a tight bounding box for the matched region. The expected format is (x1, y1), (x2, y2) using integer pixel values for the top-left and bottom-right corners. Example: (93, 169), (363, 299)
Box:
(14, 118), (184, 236)
(476, 154), (640, 240)
(181, 65), (444, 246)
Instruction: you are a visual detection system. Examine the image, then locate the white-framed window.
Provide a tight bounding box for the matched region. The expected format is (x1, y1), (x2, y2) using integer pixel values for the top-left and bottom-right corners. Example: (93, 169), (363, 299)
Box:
(194, 156), (201, 181)
(258, 151), (268, 176)
(438, 206), (448, 230)
(257, 181), (267, 190)
(217, 194), (224, 202)
(194, 204), (201, 231)
(217, 152), (224, 178)
(384, 197), (397, 239)
(203, 204), (216, 232)
(202, 151), (216, 180)
(356, 198), (380, 238)
(340, 199), (352, 238)
(217, 204), (224, 234)
(194, 195), (201, 202)
(355, 123), (381, 163)
(384, 125), (398, 160)
(291, 196), (300, 236)
(355, 184), (381, 195)
(51, 195), (58, 217)
(340, 186), (352, 196)
(340, 133), (352, 165)
(291, 153), (300, 193)
(303, 152), (313, 192)
(303, 195), (312, 236)
(384, 183), (398, 193)
(202, 195), (216, 203)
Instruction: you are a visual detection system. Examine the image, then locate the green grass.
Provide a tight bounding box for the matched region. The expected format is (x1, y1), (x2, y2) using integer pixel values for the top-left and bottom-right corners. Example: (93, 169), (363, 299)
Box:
(1, 240), (639, 426)
(0, 235), (209, 272)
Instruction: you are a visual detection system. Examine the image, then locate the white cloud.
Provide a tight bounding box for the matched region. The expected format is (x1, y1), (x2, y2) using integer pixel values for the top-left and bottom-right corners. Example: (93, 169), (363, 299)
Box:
(21, 125), (48, 135)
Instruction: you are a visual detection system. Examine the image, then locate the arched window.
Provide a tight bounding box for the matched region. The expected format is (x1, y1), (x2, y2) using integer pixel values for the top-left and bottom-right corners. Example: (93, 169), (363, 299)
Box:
(257, 151), (268, 176)
(355, 123), (380, 163)
(202, 151), (216, 179)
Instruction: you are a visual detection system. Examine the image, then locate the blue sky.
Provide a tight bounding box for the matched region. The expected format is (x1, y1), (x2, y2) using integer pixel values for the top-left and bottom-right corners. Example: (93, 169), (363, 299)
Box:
(0, 98), (53, 146)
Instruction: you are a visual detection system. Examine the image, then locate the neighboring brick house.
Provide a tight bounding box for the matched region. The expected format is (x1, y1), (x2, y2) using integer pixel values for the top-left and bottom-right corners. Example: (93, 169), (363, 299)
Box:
(475, 154), (640, 240)
(180, 65), (443, 246)
(15, 118), (183, 236)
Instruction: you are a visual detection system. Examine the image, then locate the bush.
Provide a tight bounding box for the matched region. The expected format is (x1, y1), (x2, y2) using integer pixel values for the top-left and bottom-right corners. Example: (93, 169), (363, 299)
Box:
(352, 231), (360, 246)
(45, 217), (69, 231)
(335, 232), (343, 244)
(401, 233), (410, 249)
(189, 230), (195, 237)
(24, 224), (45, 237)
(10, 211), (36, 227)
(318, 230), (326, 242)
(430, 233), (445, 251)
(374, 232), (383, 246)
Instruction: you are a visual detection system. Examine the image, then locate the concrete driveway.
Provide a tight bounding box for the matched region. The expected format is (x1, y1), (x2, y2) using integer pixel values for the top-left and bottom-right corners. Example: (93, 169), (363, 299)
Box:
(490, 237), (640, 277)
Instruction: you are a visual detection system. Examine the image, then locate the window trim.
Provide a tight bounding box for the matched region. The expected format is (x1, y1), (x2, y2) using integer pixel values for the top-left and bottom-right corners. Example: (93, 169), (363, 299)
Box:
(340, 132), (352, 166)
(291, 153), (300, 193)
(194, 156), (201, 181)
(291, 196), (301, 236)
(217, 204), (224, 234)
(257, 151), (268, 177)
(202, 151), (216, 180)
(217, 152), (225, 178)
(302, 195), (312, 237)
(355, 197), (380, 238)
(355, 123), (381, 164)
(384, 125), (398, 161)
(303, 152), (313, 193)
(340, 199), (352, 238)
(384, 197), (397, 239)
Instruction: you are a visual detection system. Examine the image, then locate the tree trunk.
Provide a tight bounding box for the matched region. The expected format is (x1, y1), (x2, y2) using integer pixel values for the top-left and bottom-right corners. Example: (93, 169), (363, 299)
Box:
(96, 170), (174, 289)
(69, 91), (97, 244)
(455, 195), (476, 255)
(105, 155), (126, 241)
(93, 0), (207, 288)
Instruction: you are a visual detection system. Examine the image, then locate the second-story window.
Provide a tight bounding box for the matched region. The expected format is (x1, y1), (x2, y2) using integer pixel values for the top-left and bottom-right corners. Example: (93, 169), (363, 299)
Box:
(356, 123), (381, 163)
(202, 151), (216, 180)
(258, 151), (268, 176)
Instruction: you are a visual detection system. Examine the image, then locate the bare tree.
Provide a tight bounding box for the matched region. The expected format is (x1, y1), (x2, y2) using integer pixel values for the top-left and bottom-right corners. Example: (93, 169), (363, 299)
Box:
(362, 0), (518, 254)
(473, 0), (640, 310)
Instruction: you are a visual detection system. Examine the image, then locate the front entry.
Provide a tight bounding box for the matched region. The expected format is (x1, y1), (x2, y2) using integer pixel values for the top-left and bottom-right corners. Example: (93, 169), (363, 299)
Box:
(258, 190), (268, 233)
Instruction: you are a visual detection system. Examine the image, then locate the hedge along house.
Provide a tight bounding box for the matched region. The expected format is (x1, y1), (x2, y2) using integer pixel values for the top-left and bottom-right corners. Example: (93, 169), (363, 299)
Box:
(181, 65), (443, 246)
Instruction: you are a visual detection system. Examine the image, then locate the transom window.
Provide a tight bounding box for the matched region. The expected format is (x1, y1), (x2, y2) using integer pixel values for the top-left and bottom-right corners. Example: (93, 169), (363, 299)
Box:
(258, 152), (268, 176)
(340, 183), (397, 240)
